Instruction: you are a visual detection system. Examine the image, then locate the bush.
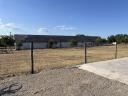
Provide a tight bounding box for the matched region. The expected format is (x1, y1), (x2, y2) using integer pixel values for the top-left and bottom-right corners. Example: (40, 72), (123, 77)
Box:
(70, 39), (78, 47)
(15, 41), (23, 50)
(48, 39), (57, 48)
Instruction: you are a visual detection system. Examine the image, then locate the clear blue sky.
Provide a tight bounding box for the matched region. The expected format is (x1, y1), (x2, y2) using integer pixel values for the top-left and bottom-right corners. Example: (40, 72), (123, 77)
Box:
(0, 0), (128, 37)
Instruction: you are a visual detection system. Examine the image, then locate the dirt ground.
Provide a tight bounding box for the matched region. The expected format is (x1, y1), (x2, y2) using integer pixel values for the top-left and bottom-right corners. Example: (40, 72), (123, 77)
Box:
(0, 44), (128, 79)
(1, 67), (128, 96)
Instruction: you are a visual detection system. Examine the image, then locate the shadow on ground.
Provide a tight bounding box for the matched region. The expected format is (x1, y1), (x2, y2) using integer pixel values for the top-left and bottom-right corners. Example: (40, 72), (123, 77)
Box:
(0, 83), (22, 95)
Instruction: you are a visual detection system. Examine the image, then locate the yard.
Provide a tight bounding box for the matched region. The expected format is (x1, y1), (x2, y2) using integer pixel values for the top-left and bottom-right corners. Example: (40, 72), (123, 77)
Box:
(0, 44), (128, 79)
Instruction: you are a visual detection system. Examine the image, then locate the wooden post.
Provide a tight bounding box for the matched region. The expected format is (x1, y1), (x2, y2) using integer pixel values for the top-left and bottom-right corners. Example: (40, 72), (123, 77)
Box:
(84, 43), (87, 63)
(31, 42), (34, 74)
(115, 42), (118, 59)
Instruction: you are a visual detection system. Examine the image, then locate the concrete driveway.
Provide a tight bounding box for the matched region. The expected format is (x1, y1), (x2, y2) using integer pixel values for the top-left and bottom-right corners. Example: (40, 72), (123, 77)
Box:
(78, 57), (128, 85)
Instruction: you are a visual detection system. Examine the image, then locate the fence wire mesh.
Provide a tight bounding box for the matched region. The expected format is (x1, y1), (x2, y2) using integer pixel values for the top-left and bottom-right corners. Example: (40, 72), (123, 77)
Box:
(0, 48), (31, 79)
(0, 44), (128, 80)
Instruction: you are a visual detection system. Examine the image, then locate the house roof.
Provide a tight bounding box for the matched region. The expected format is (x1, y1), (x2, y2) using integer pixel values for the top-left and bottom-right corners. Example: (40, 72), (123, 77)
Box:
(14, 34), (99, 43)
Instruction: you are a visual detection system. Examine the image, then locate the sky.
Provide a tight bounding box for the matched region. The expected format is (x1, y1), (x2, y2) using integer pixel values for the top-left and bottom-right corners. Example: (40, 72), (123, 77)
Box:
(0, 0), (128, 37)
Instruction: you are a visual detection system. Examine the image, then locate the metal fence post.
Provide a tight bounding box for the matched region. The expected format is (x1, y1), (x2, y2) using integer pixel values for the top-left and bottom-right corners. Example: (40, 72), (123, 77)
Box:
(31, 42), (34, 74)
(115, 42), (118, 59)
(84, 43), (87, 63)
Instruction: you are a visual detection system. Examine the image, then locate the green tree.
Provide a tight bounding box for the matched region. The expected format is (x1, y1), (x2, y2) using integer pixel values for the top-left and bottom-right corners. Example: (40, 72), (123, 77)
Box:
(107, 35), (116, 43)
(124, 36), (128, 43)
(96, 38), (102, 44)
(96, 38), (107, 45)
(107, 34), (128, 44)
(115, 34), (124, 43)
(0, 36), (15, 47)
(70, 39), (78, 47)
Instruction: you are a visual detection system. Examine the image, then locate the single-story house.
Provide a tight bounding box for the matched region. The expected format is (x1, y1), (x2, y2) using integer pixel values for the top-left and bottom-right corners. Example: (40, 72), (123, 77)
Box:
(14, 34), (99, 49)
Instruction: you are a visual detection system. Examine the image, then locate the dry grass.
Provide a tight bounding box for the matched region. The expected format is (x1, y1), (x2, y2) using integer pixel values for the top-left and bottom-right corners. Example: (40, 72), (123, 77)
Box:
(0, 44), (128, 79)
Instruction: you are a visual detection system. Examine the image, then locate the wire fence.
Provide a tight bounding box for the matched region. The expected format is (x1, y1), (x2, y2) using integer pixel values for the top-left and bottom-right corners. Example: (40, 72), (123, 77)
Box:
(0, 43), (128, 79)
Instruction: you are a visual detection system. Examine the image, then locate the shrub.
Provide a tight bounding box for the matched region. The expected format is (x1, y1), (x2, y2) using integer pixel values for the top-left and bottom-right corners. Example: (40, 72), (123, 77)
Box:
(48, 39), (57, 48)
(70, 39), (78, 47)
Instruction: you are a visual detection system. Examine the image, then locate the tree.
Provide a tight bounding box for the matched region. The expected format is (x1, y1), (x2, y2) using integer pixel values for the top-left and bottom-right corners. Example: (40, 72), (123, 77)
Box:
(107, 34), (128, 44)
(115, 34), (124, 43)
(107, 35), (116, 43)
(96, 38), (107, 45)
(124, 36), (128, 44)
(70, 39), (78, 47)
(0, 36), (15, 47)
(96, 38), (102, 44)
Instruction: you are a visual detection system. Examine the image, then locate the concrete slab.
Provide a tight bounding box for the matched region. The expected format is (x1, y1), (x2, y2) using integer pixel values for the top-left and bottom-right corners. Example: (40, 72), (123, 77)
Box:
(78, 57), (128, 85)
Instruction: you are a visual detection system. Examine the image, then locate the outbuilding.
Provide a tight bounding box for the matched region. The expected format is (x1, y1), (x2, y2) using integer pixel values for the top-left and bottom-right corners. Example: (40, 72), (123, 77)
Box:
(14, 34), (99, 50)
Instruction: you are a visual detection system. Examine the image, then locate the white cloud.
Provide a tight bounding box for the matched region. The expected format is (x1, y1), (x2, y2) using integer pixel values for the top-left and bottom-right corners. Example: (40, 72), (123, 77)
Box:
(37, 27), (49, 35)
(0, 23), (16, 29)
(0, 18), (23, 32)
(0, 18), (28, 35)
(55, 25), (76, 31)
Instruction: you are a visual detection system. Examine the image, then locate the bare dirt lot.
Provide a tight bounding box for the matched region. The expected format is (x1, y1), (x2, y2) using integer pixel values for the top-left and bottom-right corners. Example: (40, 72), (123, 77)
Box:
(1, 67), (128, 96)
(0, 44), (128, 79)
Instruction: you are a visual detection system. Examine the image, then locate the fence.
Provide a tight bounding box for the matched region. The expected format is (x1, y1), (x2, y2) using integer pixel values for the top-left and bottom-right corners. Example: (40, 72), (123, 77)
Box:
(0, 43), (127, 79)
(0, 47), (14, 54)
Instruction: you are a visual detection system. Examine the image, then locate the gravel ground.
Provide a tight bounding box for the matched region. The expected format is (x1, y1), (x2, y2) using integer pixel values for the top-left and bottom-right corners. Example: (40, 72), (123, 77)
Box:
(0, 67), (128, 96)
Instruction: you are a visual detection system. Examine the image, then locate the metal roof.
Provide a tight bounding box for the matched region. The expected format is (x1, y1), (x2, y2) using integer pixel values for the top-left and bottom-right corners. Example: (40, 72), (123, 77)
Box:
(14, 34), (99, 42)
